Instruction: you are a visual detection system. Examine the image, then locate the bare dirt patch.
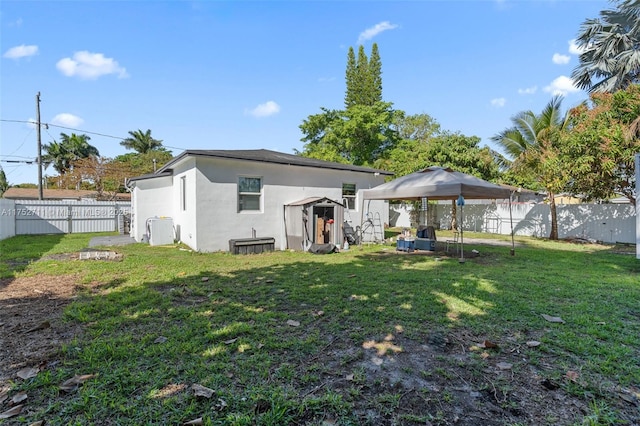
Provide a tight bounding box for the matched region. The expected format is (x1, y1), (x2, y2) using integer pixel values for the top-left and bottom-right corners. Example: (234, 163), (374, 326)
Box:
(0, 274), (84, 386)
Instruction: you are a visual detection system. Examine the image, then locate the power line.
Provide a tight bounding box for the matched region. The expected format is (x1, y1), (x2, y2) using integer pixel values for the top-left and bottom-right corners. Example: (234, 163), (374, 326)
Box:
(1, 118), (187, 152)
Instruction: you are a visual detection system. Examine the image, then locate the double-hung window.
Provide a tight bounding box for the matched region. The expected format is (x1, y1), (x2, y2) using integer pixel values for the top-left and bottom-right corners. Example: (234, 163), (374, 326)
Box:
(238, 176), (262, 212)
(342, 183), (356, 210)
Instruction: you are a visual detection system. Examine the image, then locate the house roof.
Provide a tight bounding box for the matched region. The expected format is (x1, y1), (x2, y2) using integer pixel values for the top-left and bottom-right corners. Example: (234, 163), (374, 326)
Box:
(2, 187), (131, 201)
(126, 170), (172, 183)
(129, 149), (392, 182)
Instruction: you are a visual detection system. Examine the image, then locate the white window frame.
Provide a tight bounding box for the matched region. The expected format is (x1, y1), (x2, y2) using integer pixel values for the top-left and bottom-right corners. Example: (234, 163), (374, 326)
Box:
(238, 176), (262, 212)
(180, 176), (187, 211)
(342, 183), (356, 210)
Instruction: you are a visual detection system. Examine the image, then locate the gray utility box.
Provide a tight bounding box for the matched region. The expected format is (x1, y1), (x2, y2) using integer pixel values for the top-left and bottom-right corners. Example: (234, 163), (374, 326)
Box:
(229, 237), (275, 254)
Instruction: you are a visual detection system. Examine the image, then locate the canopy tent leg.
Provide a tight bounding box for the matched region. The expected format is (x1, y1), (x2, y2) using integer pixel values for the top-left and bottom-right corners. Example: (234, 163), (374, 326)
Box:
(509, 192), (515, 256)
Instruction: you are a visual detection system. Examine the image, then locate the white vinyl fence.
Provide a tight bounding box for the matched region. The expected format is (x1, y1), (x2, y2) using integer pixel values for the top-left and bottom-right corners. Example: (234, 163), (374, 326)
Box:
(0, 199), (131, 240)
(390, 202), (637, 245)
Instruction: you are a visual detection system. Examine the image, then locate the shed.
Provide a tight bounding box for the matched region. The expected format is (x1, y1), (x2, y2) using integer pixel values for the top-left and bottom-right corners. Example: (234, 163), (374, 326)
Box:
(285, 197), (345, 250)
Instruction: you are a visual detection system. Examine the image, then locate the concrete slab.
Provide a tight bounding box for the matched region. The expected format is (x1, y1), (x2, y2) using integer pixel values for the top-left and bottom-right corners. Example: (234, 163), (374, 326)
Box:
(88, 235), (137, 248)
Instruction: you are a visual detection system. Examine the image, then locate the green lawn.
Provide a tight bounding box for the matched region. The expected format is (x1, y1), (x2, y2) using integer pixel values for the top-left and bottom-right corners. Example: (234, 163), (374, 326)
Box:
(1, 233), (638, 425)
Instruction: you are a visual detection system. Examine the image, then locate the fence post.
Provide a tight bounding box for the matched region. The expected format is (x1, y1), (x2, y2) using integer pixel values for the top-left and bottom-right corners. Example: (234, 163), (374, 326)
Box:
(68, 204), (73, 234)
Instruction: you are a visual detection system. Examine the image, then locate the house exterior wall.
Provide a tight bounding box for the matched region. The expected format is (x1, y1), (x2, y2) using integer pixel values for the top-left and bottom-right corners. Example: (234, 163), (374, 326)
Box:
(130, 176), (173, 242)
(169, 158), (198, 249)
(189, 156), (387, 252)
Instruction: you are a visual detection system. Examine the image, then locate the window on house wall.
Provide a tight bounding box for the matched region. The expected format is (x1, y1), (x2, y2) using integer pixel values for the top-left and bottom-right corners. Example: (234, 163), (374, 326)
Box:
(342, 183), (356, 210)
(180, 176), (187, 211)
(238, 176), (262, 212)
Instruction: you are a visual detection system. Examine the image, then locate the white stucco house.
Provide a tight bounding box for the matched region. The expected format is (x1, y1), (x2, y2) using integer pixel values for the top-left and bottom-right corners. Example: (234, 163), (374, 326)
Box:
(127, 149), (392, 253)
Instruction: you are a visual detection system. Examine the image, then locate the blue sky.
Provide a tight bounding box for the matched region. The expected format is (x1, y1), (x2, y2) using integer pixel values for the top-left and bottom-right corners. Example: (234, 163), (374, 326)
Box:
(1, 0), (607, 185)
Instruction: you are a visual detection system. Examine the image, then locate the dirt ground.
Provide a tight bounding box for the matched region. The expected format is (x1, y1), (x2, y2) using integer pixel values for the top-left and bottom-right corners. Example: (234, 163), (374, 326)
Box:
(1, 245), (638, 425)
(0, 274), (85, 386)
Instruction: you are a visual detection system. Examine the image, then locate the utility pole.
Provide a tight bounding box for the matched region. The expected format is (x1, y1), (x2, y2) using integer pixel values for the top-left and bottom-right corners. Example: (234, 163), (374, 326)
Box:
(36, 92), (43, 200)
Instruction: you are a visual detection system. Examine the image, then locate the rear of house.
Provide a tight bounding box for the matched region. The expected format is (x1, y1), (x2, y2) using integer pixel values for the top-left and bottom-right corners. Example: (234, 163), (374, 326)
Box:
(127, 149), (391, 252)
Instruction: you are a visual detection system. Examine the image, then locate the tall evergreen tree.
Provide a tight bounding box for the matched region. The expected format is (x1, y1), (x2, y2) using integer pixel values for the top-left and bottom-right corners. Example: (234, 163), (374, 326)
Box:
(355, 45), (370, 106)
(344, 47), (358, 109)
(344, 43), (384, 108)
(368, 43), (383, 105)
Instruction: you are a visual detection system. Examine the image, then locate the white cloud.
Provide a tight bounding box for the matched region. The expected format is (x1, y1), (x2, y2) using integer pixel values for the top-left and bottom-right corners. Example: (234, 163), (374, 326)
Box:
(552, 53), (570, 65)
(568, 39), (586, 55)
(9, 18), (23, 27)
(3, 44), (38, 59)
(318, 76), (336, 83)
(56, 51), (129, 80)
(51, 113), (84, 128)
(518, 86), (537, 95)
(544, 75), (581, 96)
(491, 98), (506, 107)
(246, 101), (280, 118)
(357, 21), (398, 44)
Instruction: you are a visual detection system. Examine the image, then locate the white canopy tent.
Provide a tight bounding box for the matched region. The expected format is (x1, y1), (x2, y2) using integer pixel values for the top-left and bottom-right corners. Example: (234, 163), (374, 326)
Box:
(361, 166), (516, 259)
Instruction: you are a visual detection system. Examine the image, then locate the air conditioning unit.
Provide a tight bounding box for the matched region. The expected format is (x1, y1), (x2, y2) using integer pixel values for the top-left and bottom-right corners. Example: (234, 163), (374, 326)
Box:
(147, 217), (174, 246)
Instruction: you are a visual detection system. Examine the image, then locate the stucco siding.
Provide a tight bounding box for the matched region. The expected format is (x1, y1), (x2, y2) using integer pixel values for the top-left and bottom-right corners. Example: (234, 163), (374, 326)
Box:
(188, 157), (387, 252)
(131, 176), (173, 242)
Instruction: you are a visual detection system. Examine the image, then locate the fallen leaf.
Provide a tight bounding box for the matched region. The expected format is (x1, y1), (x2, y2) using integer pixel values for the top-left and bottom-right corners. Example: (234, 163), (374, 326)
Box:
(16, 366), (40, 380)
(12, 392), (27, 404)
(191, 384), (214, 398)
(265, 279), (274, 283)
(478, 340), (498, 349)
(371, 356), (383, 366)
(224, 338), (238, 345)
(348, 274), (356, 278)
(565, 370), (579, 382)
(496, 362), (513, 370)
(526, 341), (541, 347)
(286, 320), (300, 327)
(0, 388), (9, 404)
(541, 314), (565, 323)
(154, 336), (168, 344)
(59, 374), (98, 392)
(201, 277), (209, 282)
(216, 398), (228, 410)
(312, 310), (324, 317)
(0, 404), (24, 419)
(28, 421), (45, 426)
(346, 374), (354, 381)
(183, 417), (203, 425)
(25, 321), (51, 333)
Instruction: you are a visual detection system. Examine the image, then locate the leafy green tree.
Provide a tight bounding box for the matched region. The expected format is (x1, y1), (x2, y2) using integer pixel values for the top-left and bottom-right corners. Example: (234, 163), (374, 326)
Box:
(561, 84), (640, 203)
(114, 150), (174, 176)
(572, 0), (640, 93)
(0, 167), (9, 196)
(298, 102), (402, 166)
(120, 129), (164, 154)
(491, 96), (571, 240)
(42, 133), (99, 175)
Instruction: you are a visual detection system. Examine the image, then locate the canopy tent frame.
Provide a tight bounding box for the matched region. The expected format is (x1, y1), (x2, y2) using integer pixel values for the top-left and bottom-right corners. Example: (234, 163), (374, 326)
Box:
(360, 166), (516, 259)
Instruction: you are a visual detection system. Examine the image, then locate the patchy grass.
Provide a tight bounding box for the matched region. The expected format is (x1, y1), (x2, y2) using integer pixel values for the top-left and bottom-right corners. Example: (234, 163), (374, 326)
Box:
(1, 233), (639, 425)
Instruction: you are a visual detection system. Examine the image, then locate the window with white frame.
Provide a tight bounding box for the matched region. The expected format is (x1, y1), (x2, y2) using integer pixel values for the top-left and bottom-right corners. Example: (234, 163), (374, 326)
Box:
(180, 176), (187, 211)
(238, 176), (262, 212)
(342, 183), (356, 210)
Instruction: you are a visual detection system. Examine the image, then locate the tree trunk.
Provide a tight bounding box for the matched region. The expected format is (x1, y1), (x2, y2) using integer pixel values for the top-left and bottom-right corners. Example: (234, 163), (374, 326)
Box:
(451, 200), (458, 231)
(549, 192), (558, 240)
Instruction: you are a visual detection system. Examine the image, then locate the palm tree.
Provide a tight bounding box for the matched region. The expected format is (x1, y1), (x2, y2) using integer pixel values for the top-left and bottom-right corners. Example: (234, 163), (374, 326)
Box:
(491, 96), (571, 240)
(571, 0), (640, 93)
(42, 133), (99, 175)
(120, 129), (163, 153)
